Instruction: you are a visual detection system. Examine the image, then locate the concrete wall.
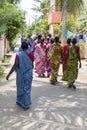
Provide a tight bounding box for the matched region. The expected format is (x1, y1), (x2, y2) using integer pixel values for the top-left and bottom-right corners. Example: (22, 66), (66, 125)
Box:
(0, 37), (8, 61)
(4, 37), (8, 54)
(49, 25), (54, 37)
(0, 38), (4, 61)
(77, 40), (87, 59)
(85, 41), (87, 58)
(50, 0), (55, 6)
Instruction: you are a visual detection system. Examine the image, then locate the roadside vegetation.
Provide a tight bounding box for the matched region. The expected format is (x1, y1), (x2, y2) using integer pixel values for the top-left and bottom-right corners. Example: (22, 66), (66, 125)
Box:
(0, 0), (26, 49)
(2, 56), (11, 63)
(0, 0), (86, 78)
(0, 66), (5, 78)
(0, 0), (86, 43)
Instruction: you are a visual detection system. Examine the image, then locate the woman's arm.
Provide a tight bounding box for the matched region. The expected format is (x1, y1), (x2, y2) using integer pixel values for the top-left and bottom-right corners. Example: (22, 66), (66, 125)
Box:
(78, 54), (81, 68)
(77, 47), (81, 68)
(6, 59), (18, 80)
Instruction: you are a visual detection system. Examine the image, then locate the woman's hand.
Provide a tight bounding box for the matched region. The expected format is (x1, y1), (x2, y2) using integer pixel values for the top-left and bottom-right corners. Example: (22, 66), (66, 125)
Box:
(79, 62), (81, 68)
(6, 60), (18, 81)
(6, 74), (10, 80)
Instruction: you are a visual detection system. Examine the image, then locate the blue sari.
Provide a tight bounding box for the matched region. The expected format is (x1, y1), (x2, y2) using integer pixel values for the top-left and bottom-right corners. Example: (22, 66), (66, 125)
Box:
(16, 51), (33, 109)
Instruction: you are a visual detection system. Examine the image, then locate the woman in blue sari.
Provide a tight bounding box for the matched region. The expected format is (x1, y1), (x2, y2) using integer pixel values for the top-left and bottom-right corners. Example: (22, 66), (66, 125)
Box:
(6, 41), (34, 110)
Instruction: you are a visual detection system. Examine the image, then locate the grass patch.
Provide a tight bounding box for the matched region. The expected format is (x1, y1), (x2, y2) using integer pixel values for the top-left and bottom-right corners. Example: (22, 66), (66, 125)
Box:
(0, 73), (6, 78)
(2, 56), (11, 63)
(0, 66), (6, 78)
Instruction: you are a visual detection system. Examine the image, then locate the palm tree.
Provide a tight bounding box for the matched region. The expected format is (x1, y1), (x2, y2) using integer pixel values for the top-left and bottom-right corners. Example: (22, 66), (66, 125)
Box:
(7, 0), (21, 4)
(78, 9), (87, 34)
(32, 0), (50, 21)
(0, 0), (21, 5)
(58, 0), (84, 43)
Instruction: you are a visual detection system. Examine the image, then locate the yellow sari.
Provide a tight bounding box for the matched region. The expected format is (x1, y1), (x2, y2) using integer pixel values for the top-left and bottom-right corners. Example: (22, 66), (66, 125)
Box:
(48, 43), (62, 82)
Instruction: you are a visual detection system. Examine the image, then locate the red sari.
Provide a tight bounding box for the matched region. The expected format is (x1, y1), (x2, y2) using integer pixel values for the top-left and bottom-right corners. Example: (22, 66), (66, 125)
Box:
(62, 44), (69, 73)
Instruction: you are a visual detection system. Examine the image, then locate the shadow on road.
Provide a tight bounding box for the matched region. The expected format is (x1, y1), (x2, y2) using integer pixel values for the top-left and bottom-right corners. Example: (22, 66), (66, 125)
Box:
(0, 76), (87, 129)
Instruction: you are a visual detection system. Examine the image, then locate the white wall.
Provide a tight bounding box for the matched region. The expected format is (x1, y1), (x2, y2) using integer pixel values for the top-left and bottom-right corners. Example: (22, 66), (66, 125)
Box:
(50, 0), (55, 6)
(0, 38), (4, 61)
(85, 41), (87, 58)
(49, 25), (54, 37)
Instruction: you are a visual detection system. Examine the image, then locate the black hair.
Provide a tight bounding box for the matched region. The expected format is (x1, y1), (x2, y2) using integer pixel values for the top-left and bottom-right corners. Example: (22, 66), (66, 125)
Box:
(37, 38), (44, 44)
(50, 38), (54, 44)
(47, 36), (50, 41)
(37, 34), (42, 40)
(72, 38), (77, 45)
(67, 38), (71, 45)
(54, 36), (59, 43)
(48, 33), (52, 38)
(40, 38), (44, 45)
(28, 34), (32, 38)
(21, 40), (28, 50)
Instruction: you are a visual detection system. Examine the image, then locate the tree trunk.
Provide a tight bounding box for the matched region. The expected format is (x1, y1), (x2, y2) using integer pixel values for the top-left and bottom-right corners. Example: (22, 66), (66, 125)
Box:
(61, 0), (68, 44)
(61, 10), (67, 44)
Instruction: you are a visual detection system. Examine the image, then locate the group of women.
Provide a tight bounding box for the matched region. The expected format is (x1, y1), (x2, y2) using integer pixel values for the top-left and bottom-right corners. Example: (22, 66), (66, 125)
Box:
(62, 38), (81, 89)
(34, 35), (81, 88)
(6, 34), (81, 110)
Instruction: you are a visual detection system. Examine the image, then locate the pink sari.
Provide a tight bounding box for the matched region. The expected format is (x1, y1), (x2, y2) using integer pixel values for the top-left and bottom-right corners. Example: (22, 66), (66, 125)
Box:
(45, 43), (52, 77)
(34, 44), (46, 76)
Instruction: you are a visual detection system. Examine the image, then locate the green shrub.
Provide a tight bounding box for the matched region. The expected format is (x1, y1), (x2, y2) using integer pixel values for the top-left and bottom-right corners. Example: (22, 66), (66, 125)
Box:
(0, 66), (5, 78)
(2, 56), (11, 63)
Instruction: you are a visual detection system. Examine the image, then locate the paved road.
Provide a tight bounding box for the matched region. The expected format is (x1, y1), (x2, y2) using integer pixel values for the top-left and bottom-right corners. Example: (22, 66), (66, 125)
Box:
(0, 51), (87, 129)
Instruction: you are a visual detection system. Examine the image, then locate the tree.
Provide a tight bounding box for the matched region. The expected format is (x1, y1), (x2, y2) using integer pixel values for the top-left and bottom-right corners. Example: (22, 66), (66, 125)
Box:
(26, 0), (50, 35)
(66, 15), (77, 33)
(7, 0), (21, 4)
(57, 0), (84, 43)
(77, 9), (87, 34)
(26, 15), (49, 36)
(0, 0), (21, 7)
(32, 0), (50, 21)
(28, 0), (50, 35)
(5, 10), (26, 48)
(0, 3), (19, 35)
(0, 0), (22, 35)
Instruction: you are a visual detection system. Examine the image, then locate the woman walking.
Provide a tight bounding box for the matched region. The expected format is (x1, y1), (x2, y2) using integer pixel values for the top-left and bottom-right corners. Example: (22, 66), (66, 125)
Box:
(6, 41), (34, 110)
(62, 38), (71, 73)
(48, 36), (62, 85)
(62, 38), (81, 89)
(34, 38), (46, 77)
(45, 38), (54, 77)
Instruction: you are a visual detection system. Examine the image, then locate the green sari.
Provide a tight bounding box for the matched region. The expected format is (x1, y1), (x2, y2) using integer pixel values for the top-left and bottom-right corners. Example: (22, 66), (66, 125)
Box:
(62, 45), (79, 85)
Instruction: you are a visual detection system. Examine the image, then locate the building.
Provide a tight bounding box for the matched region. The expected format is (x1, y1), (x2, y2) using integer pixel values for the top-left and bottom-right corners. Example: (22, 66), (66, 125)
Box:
(48, 0), (62, 37)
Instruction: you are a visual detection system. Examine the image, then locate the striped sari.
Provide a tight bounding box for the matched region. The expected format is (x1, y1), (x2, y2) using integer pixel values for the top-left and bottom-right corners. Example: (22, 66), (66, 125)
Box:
(34, 44), (46, 76)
